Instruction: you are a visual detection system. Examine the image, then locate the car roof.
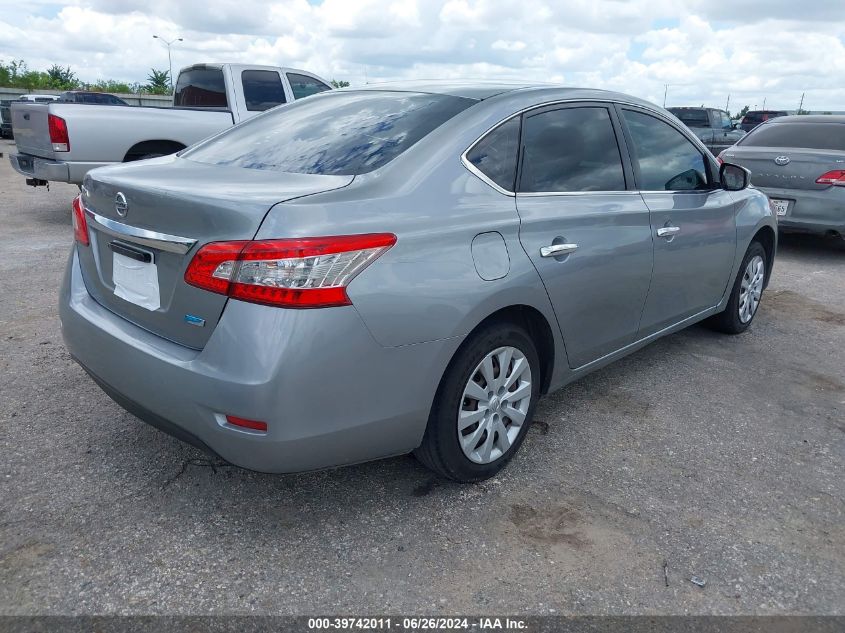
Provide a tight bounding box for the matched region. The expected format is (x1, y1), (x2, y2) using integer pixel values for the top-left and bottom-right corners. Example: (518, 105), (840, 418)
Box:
(768, 115), (845, 124)
(346, 81), (657, 106)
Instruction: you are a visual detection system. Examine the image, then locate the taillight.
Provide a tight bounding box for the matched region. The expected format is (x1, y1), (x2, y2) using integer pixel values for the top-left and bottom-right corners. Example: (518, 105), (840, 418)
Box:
(815, 170), (845, 187)
(48, 114), (69, 152)
(71, 195), (89, 246)
(184, 233), (397, 308)
(716, 152), (724, 165)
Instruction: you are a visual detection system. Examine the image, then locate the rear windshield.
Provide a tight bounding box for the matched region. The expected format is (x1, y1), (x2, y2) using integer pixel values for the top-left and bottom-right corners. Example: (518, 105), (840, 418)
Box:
(183, 91), (475, 175)
(668, 109), (709, 126)
(174, 68), (228, 108)
(740, 122), (845, 150)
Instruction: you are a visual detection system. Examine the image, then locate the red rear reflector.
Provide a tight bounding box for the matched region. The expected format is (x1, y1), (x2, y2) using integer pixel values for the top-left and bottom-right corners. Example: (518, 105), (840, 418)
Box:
(48, 114), (69, 152)
(184, 233), (397, 309)
(816, 170), (845, 186)
(72, 195), (89, 246)
(225, 415), (268, 432)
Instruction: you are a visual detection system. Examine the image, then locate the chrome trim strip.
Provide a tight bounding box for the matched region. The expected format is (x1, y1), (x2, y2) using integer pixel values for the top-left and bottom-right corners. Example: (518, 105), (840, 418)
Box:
(516, 190), (639, 197)
(459, 154), (515, 197)
(84, 208), (197, 255)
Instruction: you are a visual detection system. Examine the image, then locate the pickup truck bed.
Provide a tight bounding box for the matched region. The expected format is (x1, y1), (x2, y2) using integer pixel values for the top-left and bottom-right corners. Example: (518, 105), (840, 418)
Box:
(9, 62), (332, 186)
(10, 102), (234, 185)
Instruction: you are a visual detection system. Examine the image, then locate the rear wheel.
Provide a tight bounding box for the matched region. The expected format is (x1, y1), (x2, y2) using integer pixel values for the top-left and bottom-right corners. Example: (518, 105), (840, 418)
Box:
(706, 241), (767, 334)
(414, 322), (540, 482)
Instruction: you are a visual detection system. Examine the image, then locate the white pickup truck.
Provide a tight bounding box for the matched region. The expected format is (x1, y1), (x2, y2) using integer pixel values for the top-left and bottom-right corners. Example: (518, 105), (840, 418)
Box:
(9, 63), (332, 186)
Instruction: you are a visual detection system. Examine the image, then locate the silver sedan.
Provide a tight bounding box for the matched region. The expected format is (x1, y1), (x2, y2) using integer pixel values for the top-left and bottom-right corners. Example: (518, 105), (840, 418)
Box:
(720, 115), (845, 241)
(61, 82), (777, 482)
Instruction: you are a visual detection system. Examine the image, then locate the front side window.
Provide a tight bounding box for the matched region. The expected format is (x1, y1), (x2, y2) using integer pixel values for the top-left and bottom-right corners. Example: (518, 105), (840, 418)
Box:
(466, 117), (520, 191)
(739, 122), (845, 150)
(174, 68), (228, 108)
(519, 106), (626, 193)
(287, 73), (331, 100)
(622, 110), (710, 191)
(242, 70), (286, 111)
(184, 91), (474, 175)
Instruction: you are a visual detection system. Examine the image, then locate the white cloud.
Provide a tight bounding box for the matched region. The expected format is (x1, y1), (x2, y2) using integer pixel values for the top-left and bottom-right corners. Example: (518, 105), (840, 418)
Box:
(0, 0), (842, 111)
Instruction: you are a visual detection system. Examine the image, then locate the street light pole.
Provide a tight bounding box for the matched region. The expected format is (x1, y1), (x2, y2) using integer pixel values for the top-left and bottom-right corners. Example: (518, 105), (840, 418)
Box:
(152, 35), (183, 90)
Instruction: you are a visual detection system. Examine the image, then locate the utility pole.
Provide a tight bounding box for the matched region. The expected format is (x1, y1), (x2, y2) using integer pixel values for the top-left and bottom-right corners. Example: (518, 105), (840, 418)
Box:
(663, 84), (668, 108)
(152, 35), (183, 90)
(725, 93), (730, 114)
(798, 92), (805, 113)
(763, 97), (767, 110)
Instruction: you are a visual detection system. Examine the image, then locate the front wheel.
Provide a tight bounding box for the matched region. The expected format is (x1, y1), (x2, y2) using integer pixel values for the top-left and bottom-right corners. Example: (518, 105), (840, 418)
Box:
(414, 322), (541, 482)
(706, 241), (768, 334)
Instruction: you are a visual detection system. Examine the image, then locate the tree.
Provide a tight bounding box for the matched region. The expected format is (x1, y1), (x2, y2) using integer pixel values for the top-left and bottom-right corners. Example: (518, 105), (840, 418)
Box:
(330, 79), (350, 89)
(46, 64), (78, 89)
(146, 68), (171, 95)
(738, 105), (750, 118)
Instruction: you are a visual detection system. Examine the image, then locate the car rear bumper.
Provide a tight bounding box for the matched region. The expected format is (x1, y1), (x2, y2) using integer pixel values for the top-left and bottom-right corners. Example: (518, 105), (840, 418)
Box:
(60, 248), (459, 473)
(10, 152), (112, 184)
(758, 185), (845, 236)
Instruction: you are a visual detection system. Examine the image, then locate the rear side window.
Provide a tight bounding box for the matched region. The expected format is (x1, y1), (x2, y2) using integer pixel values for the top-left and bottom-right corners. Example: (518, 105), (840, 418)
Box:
(466, 117), (520, 191)
(622, 110), (710, 191)
(740, 122), (845, 150)
(242, 70), (286, 111)
(287, 73), (331, 100)
(519, 107), (626, 193)
(174, 68), (228, 108)
(184, 91), (474, 175)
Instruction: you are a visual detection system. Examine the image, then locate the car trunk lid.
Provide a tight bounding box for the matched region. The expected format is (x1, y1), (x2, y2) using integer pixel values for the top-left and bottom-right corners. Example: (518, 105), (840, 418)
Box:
(723, 147), (845, 191)
(10, 102), (55, 158)
(77, 156), (353, 348)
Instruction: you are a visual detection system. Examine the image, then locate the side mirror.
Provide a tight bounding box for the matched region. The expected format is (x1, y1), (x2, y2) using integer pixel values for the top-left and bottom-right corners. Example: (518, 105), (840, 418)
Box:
(720, 162), (750, 191)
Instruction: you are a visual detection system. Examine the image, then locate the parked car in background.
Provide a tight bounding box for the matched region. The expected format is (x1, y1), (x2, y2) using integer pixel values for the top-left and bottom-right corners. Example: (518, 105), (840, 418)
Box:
(720, 115), (845, 240)
(667, 107), (745, 155)
(740, 110), (788, 133)
(0, 100), (12, 139)
(61, 82), (776, 482)
(17, 94), (60, 103)
(9, 63), (331, 186)
(58, 91), (128, 105)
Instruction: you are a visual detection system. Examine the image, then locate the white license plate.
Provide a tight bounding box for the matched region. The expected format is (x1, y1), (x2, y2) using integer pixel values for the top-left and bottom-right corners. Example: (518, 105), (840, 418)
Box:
(112, 252), (160, 311)
(770, 199), (789, 216)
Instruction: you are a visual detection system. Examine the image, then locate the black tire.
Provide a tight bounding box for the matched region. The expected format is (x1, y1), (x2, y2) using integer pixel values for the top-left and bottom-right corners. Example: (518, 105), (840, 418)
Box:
(706, 241), (767, 334)
(414, 321), (541, 482)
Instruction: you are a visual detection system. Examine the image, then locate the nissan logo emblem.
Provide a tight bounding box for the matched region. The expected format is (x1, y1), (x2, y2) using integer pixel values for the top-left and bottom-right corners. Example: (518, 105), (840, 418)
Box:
(774, 156), (790, 166)
(114, 192), (129, 217)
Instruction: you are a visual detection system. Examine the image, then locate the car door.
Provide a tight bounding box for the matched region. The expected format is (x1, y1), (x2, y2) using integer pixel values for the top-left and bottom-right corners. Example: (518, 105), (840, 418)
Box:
(515, 103), (654, 369)
(617, 106), (737, 338)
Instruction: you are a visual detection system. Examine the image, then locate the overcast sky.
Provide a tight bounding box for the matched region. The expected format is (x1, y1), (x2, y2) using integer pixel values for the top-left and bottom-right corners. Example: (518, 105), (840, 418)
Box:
(1, 0), (843, 111)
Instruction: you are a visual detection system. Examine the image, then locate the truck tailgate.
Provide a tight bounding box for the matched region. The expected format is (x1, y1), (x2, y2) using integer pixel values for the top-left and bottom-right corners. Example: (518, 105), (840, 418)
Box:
(10, 103), (54, 159)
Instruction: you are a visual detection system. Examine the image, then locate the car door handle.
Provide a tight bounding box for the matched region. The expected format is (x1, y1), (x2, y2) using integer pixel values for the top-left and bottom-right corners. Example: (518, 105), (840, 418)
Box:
(656, 226), (681, 238)
(540, 243), (578, 257)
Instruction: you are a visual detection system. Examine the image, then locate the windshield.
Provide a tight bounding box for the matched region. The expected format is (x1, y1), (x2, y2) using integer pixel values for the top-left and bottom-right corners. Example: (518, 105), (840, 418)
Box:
(183, 91), (475, 176)
(739, 122), (845, 150)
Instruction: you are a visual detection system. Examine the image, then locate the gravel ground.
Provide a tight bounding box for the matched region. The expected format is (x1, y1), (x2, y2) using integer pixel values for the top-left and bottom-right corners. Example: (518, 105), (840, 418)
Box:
(0, 138), (843, 615)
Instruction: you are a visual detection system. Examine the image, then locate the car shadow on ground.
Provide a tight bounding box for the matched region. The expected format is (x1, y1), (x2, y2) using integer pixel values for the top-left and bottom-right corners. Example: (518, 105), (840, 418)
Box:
(777, 232), (845, 258)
